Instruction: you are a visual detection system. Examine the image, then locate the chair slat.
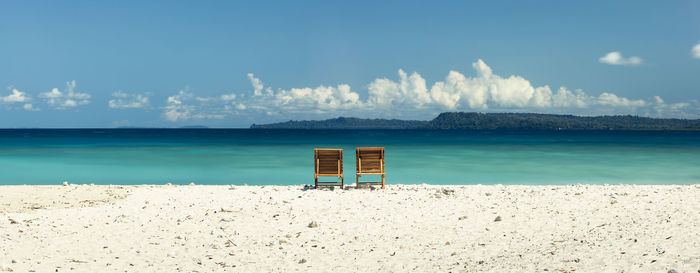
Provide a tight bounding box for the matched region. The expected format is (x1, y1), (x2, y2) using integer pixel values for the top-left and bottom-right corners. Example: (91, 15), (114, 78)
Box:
(314, 148), (343, 188)
(355, 147), (385, 189)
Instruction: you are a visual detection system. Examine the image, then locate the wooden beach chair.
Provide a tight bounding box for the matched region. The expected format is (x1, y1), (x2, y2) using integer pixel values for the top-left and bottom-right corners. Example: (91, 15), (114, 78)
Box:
(314, 148), (344, 188)
(355, 147), (385, 189)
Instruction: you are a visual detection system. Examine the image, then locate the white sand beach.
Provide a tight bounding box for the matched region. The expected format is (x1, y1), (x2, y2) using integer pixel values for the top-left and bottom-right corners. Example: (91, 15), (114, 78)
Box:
(1, 184), (698, 272)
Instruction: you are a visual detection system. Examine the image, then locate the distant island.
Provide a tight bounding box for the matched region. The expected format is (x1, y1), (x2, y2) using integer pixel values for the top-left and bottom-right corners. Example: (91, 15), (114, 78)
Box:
(250, 117), (425, 129)
(250, 112), (700, 130)
(116, 125), (210, 129)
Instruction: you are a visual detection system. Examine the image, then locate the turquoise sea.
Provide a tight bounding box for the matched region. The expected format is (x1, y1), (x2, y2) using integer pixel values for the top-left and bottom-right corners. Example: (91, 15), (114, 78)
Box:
(0, 129), (698, 185)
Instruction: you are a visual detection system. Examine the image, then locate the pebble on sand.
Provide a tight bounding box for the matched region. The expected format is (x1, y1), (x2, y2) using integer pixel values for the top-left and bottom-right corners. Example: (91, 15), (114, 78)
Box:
(308, 221), (319, 228)
(0, 263), (12, 272)
(494, 216), (502, 222)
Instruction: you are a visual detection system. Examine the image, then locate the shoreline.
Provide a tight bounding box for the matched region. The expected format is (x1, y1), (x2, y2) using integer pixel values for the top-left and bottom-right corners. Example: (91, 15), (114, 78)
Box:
(2, 184), (699, 272)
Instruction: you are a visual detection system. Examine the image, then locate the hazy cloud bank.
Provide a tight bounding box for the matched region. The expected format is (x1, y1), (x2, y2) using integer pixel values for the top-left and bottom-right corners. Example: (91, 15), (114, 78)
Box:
(161, 59), (697, 122)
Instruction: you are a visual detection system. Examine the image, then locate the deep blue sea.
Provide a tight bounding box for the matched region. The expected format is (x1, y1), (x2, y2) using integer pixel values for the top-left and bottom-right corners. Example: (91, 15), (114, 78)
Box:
(0, 129), (698, 185)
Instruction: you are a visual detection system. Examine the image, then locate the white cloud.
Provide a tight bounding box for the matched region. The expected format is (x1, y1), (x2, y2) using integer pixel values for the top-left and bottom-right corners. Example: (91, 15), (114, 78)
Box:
(23, 103), (38, 111)
(162, 89), (232, 122)
(650, 96), (693, 118)
(40, 88), (62, 99)
(692, 42), (700, 59)
(236, 59), (664, 120)
(268, 85), (361, 113)
(597, 92), (646, 107)
(599, 51), (643, 66)
(248, 73), (270, 96)
(1, 88), (38, 111)
(109, 91), (151, 109)
(427, 60), (552, 110)
(163, 90), (195, 121)
(160, 59), (698, 122)
(1, 88), (30, 104)
(352, 60), (643, 116)
(550, 87), (588, 108)
(368, 69), (431, 108)
(39, 80), (91, 109)
(246, 73), (362, 115)
(220, 93), (237, 101)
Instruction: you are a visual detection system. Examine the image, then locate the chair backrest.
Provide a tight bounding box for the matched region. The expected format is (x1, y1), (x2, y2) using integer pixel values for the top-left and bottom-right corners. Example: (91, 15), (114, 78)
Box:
(356, 147), (384, 174)
(314, 149), (343, 175)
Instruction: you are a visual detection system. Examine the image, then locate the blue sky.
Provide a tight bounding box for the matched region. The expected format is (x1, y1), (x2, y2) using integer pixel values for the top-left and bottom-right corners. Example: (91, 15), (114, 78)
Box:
(1, 0), (699, 128)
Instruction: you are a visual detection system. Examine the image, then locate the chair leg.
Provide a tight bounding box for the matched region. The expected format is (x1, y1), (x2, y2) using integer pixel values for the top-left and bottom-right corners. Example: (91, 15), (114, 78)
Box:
(381, 174), (385, 189)
(356, 175), (360, 189)
(341, 176), (344, 189)
(314, 177), (318, 188)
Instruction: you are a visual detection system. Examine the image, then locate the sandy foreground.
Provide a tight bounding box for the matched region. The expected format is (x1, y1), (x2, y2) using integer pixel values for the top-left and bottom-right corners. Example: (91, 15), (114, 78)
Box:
(1, 184), (698, 272)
